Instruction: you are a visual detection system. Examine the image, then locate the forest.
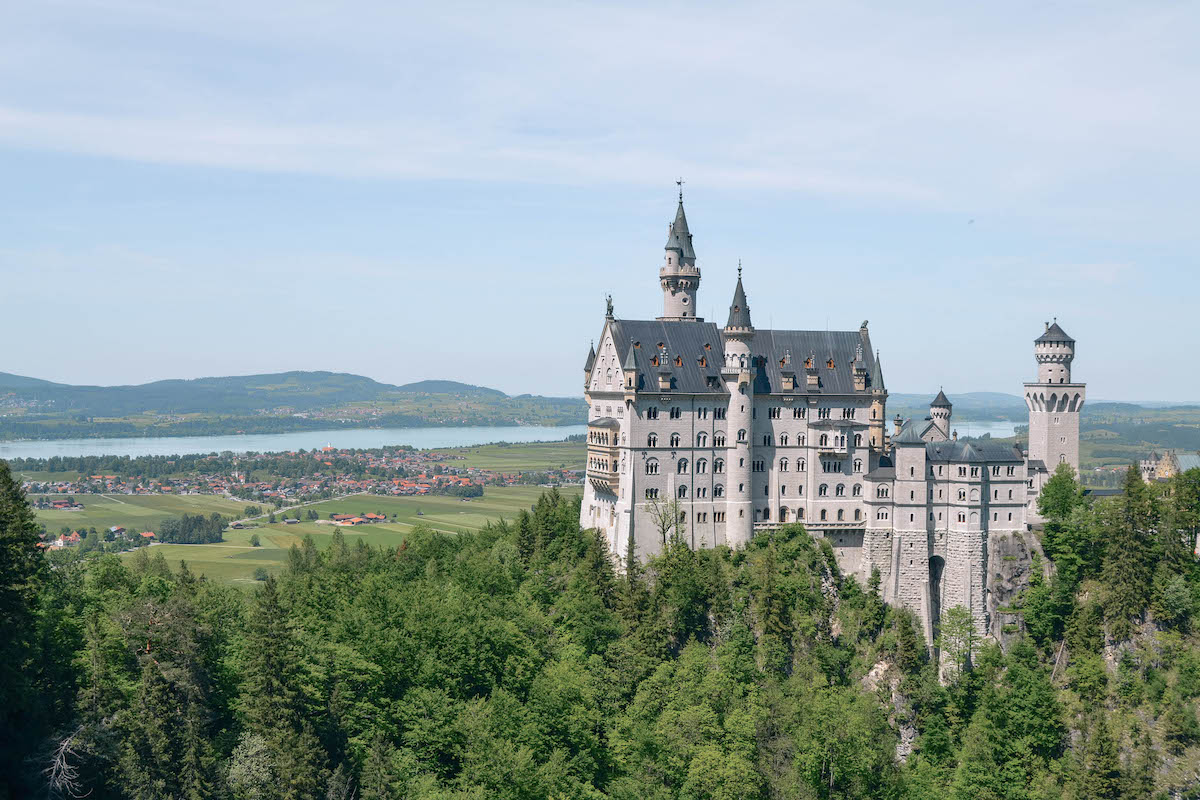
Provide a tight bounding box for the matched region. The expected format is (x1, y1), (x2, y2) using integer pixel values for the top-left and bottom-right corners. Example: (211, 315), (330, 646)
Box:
(2, 459), (1200, 799)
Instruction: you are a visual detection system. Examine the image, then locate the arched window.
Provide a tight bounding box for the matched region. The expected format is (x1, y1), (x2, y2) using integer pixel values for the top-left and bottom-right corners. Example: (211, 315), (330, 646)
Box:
(799, 434), (806, 446)
(779, 458), (789, 471)
(670, 433), (681, 447)
(677, 458), (689, 474)
(714, 432), (726, 447)
(854, 433), (862, 447)
(819, 484), (829, 497)
(645, 460), (659, 475)
(819, 434), (829, 447)
(696, 459), (708, 474)
(837, 509), (844, 521)
(852, 484), (862, 497)
(853, 458), (862, 472)
(820, 509), (828, 521)
(854, 509), (862, 521)
(762, 434), (772, 446)
(779, 433), (789, 446)
(677, 484), (688, 499)
(877, 486), (889, 498)
(696, 432), (708, 447)
(737, 429), (747, 442)
(714, 484), (725, 498)
(835, 484), (845, 497)
(647, 432), (658, 447)
(780, 507), (789, 522)
(762, 507), (770, 521)
(713, 458), (725, 474)
(798, 459), (806, 472)
(797, 507), (804, 519)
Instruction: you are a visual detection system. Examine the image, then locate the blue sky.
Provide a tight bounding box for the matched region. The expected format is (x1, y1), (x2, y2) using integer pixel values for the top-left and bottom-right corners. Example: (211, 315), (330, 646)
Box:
(1, 1), (1197, 400)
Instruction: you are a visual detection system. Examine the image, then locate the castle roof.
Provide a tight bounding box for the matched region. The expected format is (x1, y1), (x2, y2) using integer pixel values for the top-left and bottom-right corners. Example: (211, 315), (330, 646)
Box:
(931, 389), (952, 408)
(663, 201), (696, 261)
(607, 319), (726, 394)
(622, 340), (637, 371)
(753, 329), (882, 395)
(925, 440), (1024, 463)
(893, 419), (926, 445)
(584, 343), (596, 372)
(726, 274), (753, 330)
(871, 351), (885, 392)
(588, 417), (620, 429)
(1036, 321), (1074, 344)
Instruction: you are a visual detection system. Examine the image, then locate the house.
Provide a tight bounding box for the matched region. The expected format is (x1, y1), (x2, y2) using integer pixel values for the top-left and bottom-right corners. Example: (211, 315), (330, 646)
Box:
(140, 531), (155, 539)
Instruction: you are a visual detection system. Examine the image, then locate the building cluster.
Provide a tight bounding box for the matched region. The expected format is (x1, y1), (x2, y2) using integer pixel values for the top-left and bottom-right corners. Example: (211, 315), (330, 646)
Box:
(581, 195), (1085, 645)
(1140, 451), (1200, 483)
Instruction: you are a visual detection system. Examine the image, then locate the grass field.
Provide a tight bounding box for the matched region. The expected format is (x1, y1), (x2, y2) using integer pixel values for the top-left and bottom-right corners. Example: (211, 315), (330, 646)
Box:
(115, 485), (581, 586)
(32, 493), (248, 534)
(445, 440), (584, 471)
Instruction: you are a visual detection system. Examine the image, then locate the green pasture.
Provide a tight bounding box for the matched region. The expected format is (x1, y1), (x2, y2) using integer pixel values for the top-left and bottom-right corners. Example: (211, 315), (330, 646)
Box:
(32, 493), (247, 533)
(122, 485), (581, 586)
(444, 440), (584, 471)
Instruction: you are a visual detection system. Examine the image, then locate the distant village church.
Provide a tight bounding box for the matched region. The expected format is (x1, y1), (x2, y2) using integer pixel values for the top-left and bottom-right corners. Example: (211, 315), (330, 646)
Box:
(581, 195), (1085, 644)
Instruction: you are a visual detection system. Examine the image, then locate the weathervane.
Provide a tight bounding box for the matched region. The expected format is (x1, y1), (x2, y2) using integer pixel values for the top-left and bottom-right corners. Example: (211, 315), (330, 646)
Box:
(675, 177), (684, 202)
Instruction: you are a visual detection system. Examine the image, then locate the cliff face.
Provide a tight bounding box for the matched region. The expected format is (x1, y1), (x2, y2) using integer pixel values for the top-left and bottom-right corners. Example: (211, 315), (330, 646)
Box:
(987, 529), (1048, 646)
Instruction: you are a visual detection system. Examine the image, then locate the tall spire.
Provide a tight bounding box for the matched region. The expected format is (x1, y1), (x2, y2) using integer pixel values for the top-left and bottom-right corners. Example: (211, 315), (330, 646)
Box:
(871, 350), (885, 390)
(664, 199), (696, 262)
(725, 267), (753, 330)
(659, 186), (701, 321)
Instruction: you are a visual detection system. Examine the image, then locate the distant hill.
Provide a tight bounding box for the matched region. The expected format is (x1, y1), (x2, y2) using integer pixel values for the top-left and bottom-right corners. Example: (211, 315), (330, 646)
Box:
(888, 391), (1027, 419)
(0, 372), (69, 390)
(394, 380), (506, 397)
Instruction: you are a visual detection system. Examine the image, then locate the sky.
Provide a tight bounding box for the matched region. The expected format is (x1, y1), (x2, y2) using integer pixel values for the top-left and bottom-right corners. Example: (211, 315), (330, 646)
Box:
(1, 1), (1197, 401)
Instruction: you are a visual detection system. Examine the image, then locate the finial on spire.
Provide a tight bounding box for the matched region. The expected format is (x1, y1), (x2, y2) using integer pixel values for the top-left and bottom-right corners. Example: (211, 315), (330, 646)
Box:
(737, 259), (742, 279)
(676, 177), (684, 202)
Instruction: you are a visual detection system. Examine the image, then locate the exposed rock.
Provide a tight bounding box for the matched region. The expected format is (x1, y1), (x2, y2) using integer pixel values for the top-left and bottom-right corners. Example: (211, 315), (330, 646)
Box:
(986, 529), (1048, 648)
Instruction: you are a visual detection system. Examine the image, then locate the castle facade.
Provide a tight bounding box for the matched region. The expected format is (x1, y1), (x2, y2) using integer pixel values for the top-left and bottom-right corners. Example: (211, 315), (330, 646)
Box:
(581, 197), (1085, 643)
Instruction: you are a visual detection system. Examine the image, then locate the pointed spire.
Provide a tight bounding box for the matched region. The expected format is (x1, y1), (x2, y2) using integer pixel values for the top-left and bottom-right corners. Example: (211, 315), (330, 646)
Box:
(663, 191), (696, 262)
(622, 339), (637, 371)
(725, 267), (752, 330)
(871, 350), (885, 390)
(932, 388), (952, 408)
(584, 341), (596, 372)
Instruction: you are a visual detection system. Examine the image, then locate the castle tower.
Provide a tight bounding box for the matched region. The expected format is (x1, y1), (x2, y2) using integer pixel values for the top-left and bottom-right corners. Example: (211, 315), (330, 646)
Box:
(869, 351), (888, 448)
(721, 268), (754, 547)
(929, 390), (952, 441)
(658, 188), (701, 321)
(1024, 320), (1085, 473)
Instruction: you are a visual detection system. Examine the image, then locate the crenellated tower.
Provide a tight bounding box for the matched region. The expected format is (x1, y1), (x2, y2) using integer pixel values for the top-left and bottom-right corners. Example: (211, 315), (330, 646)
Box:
(659, 187), (702, 321)
(1024, 320), (1085, 474)
(929, 390), (952, 441)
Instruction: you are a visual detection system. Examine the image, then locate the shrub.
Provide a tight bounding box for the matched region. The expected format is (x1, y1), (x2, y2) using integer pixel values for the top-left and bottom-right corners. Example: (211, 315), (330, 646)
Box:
(253, 567), (269, 581)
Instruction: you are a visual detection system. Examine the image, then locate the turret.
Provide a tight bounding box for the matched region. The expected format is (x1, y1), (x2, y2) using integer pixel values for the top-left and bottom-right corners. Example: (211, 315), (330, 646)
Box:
(869, 350), (887, 448)
(930, 389), (952, 440)
(658, 187), (702, 321)
(1034, 320), (1075, 384)
(721, 267), (755, 548)
(583, 341), (596, 388)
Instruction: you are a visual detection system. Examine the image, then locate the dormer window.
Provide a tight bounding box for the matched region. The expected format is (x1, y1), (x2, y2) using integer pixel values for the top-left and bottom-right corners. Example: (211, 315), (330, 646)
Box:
(650, 355), (659, 367)
(826, 358), (836, 369)
(674, 356), (683, 367)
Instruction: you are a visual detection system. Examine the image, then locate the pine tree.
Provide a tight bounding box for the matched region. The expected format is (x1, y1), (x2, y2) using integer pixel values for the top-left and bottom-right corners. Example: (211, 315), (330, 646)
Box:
(1078, 712), (1122, 799)
(1102, 468), (1155, 640)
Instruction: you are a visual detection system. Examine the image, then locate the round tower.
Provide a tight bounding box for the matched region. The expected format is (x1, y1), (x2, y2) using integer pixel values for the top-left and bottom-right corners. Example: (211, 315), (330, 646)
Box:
(930, 389), (952, 440)
(721, 268), (754, 547)
(659, 188), (701, 321)
(1034, 319), (1075, 384)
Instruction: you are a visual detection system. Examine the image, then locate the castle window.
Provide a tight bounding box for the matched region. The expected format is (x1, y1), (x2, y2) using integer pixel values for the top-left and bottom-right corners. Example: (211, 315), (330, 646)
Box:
(779, 433), (789, 446)
(752, 460), (765, 472)
(714, 433), (726, 447)
(836, 484), (845, 497)
(852, 484), (862, 497)
(958, 489), (966, 500)
(674, 356), (683, 367)
(853, 459), (862, 472)
(1008, 512), (1013, 521)
(644, 488), (659, 499)
(696, 459), (707, 474)
(877, 486), (889, 498)
(737, 429), (747, 442)
(818, 408), (831, 420)
(677, 459), (689, 474)
(780, 485), (787, 495)
(794, 408), (806, 419)
(843, 408), (854, 419)
(769, 407), (781, 419)
(827, 358), (835, 369)
(697, 487), (707, 498)
(819, 484), (829, 497)
(646, 407), (659, 420)
(799, 434), (806, 445)
(714, 408), (726, 420)
(779, 458), (789, 471)
(696, 432), (708, 447)
(763, 434), (772, 446)
(714, 484), (724, 498)
(854, 509), (861, 521)
(877, 510), (888, 520)
(854, 434), (862, 447)
(820, 434), (829, 447)
(715, 512), (725, 522)
(971, 467), (979, 477)
(698, 407), (708, 419)
(669, 407), (682, 419)
(714, 458), (725, 474)
(780, 507), (789, 522)
(677, 485), (688, 499)
(837, 509), (844, 521)
(646, 460), (659, 475)
(739, 458), (744, 467)
(799, 459), (806, 471)
(762, 507), (770, 520)
(739, 483), (744, 493)
(820, 510), (828, 521)
(647, 433), (658, 447)
(670, 433), (681, 447)
(764, 486), (769, 497)
(1008, 489), (1013, 499)
(696, 512), (706, 522)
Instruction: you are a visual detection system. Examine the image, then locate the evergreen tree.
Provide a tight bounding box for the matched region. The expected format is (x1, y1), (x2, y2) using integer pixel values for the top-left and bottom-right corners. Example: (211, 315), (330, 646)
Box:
(1102, 468), (1155, 640)
(1078, 712), (1121, 799)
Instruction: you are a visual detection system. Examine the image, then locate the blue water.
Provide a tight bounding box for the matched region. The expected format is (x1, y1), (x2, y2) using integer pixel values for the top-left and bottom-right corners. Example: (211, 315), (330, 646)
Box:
(0, 425), (588, 460)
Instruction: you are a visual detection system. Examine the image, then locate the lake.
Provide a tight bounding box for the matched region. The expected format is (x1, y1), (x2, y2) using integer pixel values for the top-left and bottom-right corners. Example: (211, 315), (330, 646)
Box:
(0, 425), (588, 460)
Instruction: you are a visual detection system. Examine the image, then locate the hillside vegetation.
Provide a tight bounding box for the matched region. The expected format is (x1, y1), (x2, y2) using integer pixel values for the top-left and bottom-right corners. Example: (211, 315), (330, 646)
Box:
(4, 457), (1200, 798)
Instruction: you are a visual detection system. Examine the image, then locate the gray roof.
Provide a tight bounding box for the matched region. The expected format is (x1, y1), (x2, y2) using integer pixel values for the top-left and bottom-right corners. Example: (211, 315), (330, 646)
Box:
(1036, 321), (1074, 344)
(893, 419), (926, 445)
(663, 201), (696, 262)
(584, 343), (596, 372)
(622, 340), (637, 371)
(931, 389), (952, 408)
(726, 274), (753, 330)
(1177, 454), (1200, 472)
(871, 350), (886, 392)
(752, 329), (881, 395)
(865, 466), (896, 480)
(926, 440), (1024, 463)
(589, 417), (620, 429)
(608, 319), (727, 394)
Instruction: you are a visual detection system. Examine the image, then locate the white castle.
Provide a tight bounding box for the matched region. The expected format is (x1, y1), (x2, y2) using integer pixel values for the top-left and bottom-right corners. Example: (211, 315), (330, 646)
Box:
(581, 195), (1085, 643)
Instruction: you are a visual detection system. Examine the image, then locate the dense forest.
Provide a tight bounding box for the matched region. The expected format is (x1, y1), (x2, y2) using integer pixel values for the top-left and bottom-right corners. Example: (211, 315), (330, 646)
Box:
(2, 459), (1200, 798)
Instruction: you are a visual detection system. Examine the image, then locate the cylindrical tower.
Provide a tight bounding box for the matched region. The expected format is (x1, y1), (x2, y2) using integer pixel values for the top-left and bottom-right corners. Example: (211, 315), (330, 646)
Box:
(930, 390), (952, 440)
(722, 269), (754, 547)
(1035, 320), (1075, 384)
(659, 195), (702, 321)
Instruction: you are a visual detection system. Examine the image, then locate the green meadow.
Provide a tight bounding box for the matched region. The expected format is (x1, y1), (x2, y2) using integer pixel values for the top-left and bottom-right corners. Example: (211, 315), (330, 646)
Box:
(31, 493), (247, 534)
(444, 439), (584, 471)
(116, 485), (581, 586)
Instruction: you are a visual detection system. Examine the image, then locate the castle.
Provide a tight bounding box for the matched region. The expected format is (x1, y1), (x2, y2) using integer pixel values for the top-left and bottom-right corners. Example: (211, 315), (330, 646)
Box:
(581, 195), (1085, 644)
